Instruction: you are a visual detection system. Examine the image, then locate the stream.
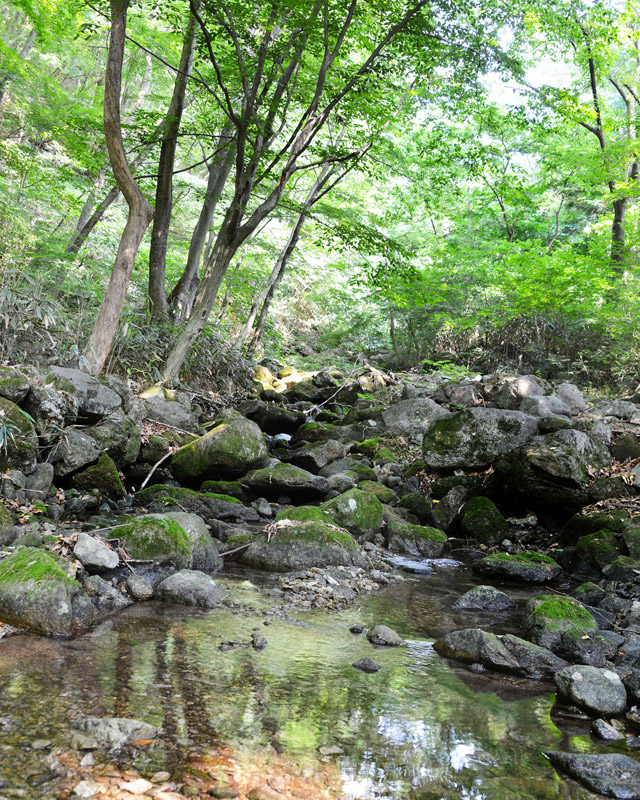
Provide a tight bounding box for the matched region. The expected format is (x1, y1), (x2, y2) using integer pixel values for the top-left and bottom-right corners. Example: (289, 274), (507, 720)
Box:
(0, 557), (631, 799)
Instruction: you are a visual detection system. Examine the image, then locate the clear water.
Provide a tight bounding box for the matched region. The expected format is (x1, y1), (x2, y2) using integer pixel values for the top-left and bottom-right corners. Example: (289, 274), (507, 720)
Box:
(0, 560), (629, 799)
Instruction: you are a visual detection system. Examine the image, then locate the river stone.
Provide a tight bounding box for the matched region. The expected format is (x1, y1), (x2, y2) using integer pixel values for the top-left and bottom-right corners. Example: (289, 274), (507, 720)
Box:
(556, 631), (617, 668)
(352, 658), (381, 673)
(85, 416), (141, 467)
(84, 575), (132, 611)
(474, 552), (562, 582)
(321, 488), (383, 542)
(0, 396), (38, 475)
(134, 485), (260, 524)
(386, 521), (446, 558)
(155, 570), (227, 608)
(244, 462), (329, 500)
(243, 520), (367, 572)
(366, 625), (404, 646)
(497, 429), (612, 512)
(422, 407), (539, 470)
(47, 367), (122, 421)
(125, 574), (154, 601)
(164, 511), (222, 571)
(137, 385), (199, 432)
(73, 533), (119, 573)
(453, 585), (516, 613)
(458, 496), (509, 545)
(70, 452), (125, 499)
(283, 439), (348, 473)
(52, 429), (101, 478)
(0, 366), (31, 404)
(171, 415), (267, 483)
(381, 397), (451, 442)
(546, 752), (640, 799)
(76, 717), (157, 750)
(523, 595), (598, 653)
(555, 665), (628, 716)
(0, 548), (96, 636)
(434, 628), (567, 679)
(112, 514), (195, 569)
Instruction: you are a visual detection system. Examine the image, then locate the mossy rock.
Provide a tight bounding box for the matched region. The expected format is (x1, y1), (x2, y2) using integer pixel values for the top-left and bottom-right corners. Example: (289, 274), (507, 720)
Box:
(85, 417), (141, 467)
(0, 396), (38, 475)
(70, 453), (125, 499)
(373, 448), (396, 465)
(398, 492), (432, 524)
(135, 484), (240, 506)
(522, 594), (597, 652)
(560, 510), (630, 546)
(243, 520), (366, 572)
(602, 556), (640, 582)
(570, 582), (606, 607)
(341, 461), (377, 482)
(387, 521), (446, 558)
(0, 503), (14, 534)
(0, 548), (95, 636)
(0, 366), (31, 404)
(611, 434), (640, 461)
(291, 422), (337, 445)
(621, 519), (640, 560)
(321, 488), (384, 541)
(275, 505), (332, 524)
(404, 460), (426, 478)
(244, 462), (329, 500)
(359, 481), (398, 504)
(355, 438), (383, 457)
(112, 514), (193, 568)
(475, 551), (562, 582)
(200, 480), (247, 500)
(171, 416), (267, 484)
(430, 474), (486, 501)
(459, 496), (509, 546)
(566, 530), (621, 576)
(132, 484), (259, 524)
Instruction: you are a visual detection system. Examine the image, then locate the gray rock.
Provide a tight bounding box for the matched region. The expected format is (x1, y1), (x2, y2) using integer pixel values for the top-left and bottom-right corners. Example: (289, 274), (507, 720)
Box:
(366, 624), (404, 646)
(47, 367), (122, 421)
(453, 585), (516, 613)
(84, 576), (132, 611)
(522, 595), (597, 652)
(24, 385), (78, 445)
(555, 383), (587, 414)
(431, 485), (468, 531)
(327, 472), (358, 494)
(491, 374), (547, 409)
(422, 407), (539, 470)
(623, 667), (640, 704)
(24, 462), (54, 499)
(52, 429), (100, 478)
(0, 366), (31, 404)
(386, 521), (446, 558)
(555, 665), (628, 716)
(75, 717), (157, 750)
(593, 399), (640, 421)
(474, 552), (562, 583)
(85, 416), (141, 467)
(125, 574), (153, 601)
(545, 752), (640, 799)
(252, 497), (273, 517)
(519, 394), (571, 418)
(352, 657), (381, 673)
(381, 398), (451, 442)
(134, 485), (260, 525)
(244, 462), (329, 500)
(164, 511), (222, 571)
(592, 719), (624, 741)
(74, 533), (119, 573)
(283, 439), (348, 472)
(0, 396), (39, 475)
(155, 570), (227, 608)
(137, 386), (199, 432)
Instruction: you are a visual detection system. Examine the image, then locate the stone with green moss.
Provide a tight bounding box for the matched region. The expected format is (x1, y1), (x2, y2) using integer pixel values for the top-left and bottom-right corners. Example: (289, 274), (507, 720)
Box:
(0, 503), (14, 534)
(200, 480), (246, 500)
(0, 366), (31, 404)
(359, 481), (398, 504)
(112, 514), (194, 568)
(602, 556), (640, 582)
(164, 511), (222, 571)
(133, 484), (259, 524)
(245, 462), (329, 500)
(70, 453), (125, 499)
(522, 594), (597, 652)
(275, 505), (332, 524)
(475, 551), (562, 582)
(243, 520), (366, 572)
(171, 416), (267, 484)
(560, 510), (630, 546)
(373, 448), (396, 465)
(321, 488), (383, 542)
(621, 519), (640, 560)
(387, 521), (446, 558)
(0, 396), (38, 475)
(566, 530), (621, 576)
(459, 496), (509, 546)
(398, 492), (432, 524)
(355, 438), (383, 457)
(0, 547), (96, 636)
(570, 582), (606, 607)
(85, 417), (140, 467)
(291, 422), (337, 445)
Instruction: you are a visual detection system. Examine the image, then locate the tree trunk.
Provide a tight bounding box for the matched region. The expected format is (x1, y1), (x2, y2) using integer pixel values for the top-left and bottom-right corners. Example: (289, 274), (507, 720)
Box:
(168, 126), (235, 320)
(83, 0), (154, 375)
(0, 28), (36, 112)
(248, 255), (287, 351)
(148, 9), (199, 319)
(390, 307), (399, 358)
(611, 196), (627, 271)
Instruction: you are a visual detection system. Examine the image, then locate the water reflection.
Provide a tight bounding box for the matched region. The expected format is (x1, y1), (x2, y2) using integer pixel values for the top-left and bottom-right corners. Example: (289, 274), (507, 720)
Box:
(0, 568), (624, 798)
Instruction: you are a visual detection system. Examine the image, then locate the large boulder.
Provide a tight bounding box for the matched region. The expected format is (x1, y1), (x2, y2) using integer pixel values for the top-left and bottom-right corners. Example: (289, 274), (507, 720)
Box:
(52, 429), (100, 478)
(282, 439), (348, 472)
(137, 386), (199, 432)
(0, 396), (38, 475)
(243, 520), (367, 572)
(133, 485), (260, 524)
(554, 665), (628, 716)
(0, 366), (31, 404)
(386, 521), (446, 558)
(23, 385), (78, 446)
(453, 585), (516, 613)
(474, 552), (562, 583)
(519, 395), (571, 418)
(497, 429), (611, 512)
(155, 570), (226, 607)
(164, 511), (222, 571)
(171, 415), (267, 484)
(112, 513), (212, 569)
(46, 367), (123, 421)
(85, 417), (140, 467)
(321, 488), (383, 542)
(491, 374), (547, 409)
(381, 398), (451, 442)
(434, 628), (567, 679)
(563, 530), (621, 577)
(244, 462), (329, 500)
(0, 548), (96, 636)
(554, 383), (587, 414)
(70, 452), (125, 499)
(241, 400), (305, 435)
(522, 594), (598, 652)
(545, 752), (640, 800)
(458, 496), (509, 546)
(422, 408), (539, 470)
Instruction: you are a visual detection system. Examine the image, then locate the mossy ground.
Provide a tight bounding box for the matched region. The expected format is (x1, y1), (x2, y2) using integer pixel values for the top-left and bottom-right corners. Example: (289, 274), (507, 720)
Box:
(0, 548), (78, 588)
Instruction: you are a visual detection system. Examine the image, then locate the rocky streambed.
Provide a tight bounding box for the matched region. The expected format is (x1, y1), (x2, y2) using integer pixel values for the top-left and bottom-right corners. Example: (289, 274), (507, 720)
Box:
(2, 363), (640, 797)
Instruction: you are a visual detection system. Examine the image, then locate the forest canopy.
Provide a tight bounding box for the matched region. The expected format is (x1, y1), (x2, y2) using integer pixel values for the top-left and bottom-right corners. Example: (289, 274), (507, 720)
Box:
(0, 0), (638, 389)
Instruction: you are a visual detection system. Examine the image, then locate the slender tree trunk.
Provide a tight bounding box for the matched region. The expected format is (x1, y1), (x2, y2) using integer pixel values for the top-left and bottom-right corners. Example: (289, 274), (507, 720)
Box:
(390, 307), (399, 358)
(611, 197), (627, 271)
(168, 126), (235, 320)
(0, 28), (36, 112)
(83, 0), (154, 375)
(74, 170), (106, 237)
(148, 9), (199, 319)
(248, 256), (287, 351)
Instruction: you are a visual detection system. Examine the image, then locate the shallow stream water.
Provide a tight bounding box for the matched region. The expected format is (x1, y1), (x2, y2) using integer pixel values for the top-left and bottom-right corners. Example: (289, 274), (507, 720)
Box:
(0, 558), (632, 799)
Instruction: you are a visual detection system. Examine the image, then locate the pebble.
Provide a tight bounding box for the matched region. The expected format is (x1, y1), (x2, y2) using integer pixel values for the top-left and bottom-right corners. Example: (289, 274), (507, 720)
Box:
(319, 744), (344, 756)
(80, 753), (96, 768)
(349, 625), (364, 634)
(151, 771), (171, 783)
(120, 778), (154, 794)
(352, 658), (381, 673)
(71, 780), (103, 798)
(30, 739), (51, 750)
(209, 789), (239, 799)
